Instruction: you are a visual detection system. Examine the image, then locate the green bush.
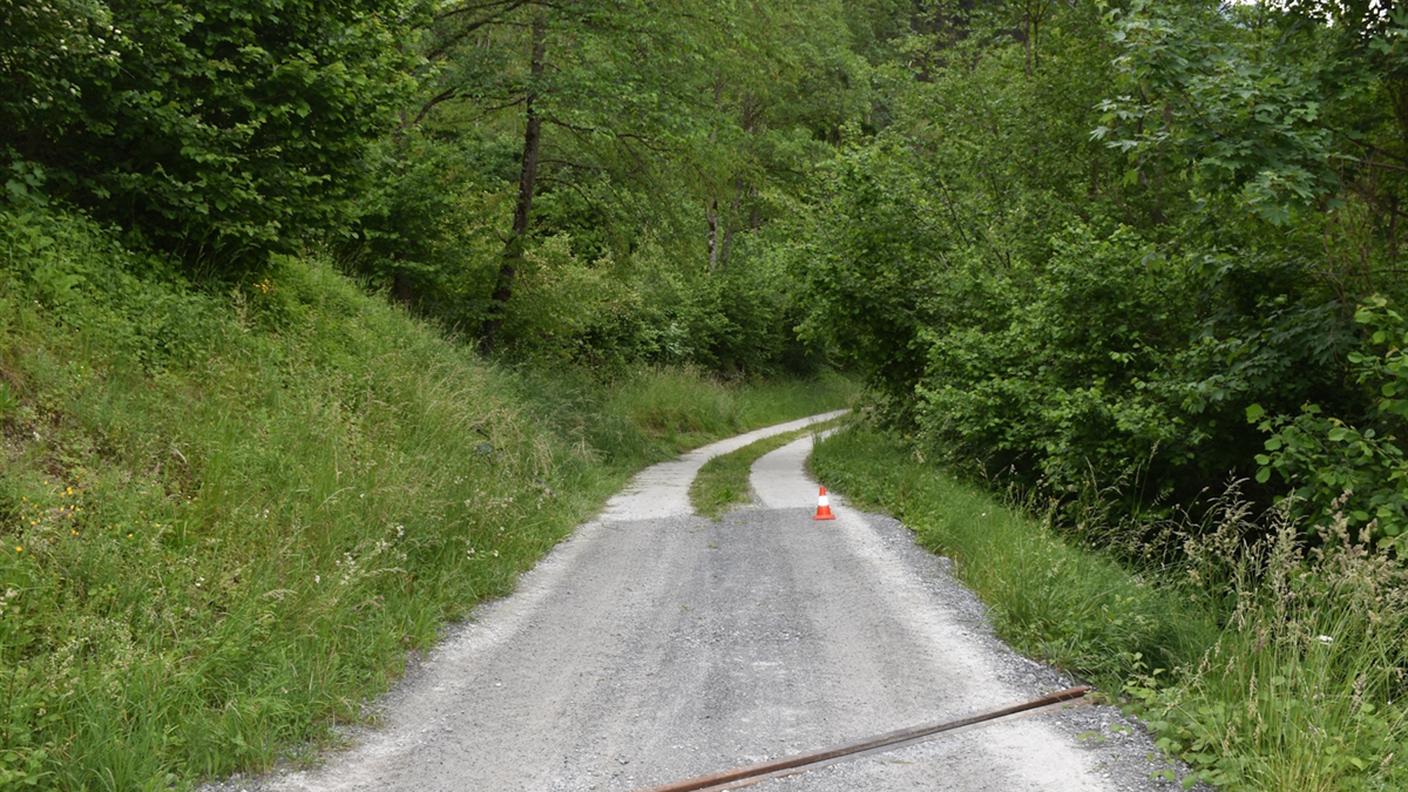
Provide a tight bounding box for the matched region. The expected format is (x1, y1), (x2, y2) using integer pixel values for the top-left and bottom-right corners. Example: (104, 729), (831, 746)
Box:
(1, 0), (416, 266)
(918, 225), (1195, 494)
(341, 132), (512, 324)
(785, 0), (1402, 554)
(1253, 296), (1408, 549)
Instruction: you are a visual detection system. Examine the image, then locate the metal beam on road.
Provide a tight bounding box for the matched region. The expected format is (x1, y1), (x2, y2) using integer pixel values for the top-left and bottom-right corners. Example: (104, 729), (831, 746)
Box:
(636, 686), (1092, 792)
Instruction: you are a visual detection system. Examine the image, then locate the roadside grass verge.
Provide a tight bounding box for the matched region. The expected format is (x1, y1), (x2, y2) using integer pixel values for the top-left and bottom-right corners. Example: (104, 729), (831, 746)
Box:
(1129, 513), (1408, 791)
(811, 425), (1408, 791)
(810, 426), (1210, 688)
(689, 418), (845, 518)
(0, 207), (855, 791)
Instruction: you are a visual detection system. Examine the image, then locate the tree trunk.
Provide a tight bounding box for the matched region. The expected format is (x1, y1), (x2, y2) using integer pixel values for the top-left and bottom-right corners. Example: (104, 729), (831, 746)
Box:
(719, 177), (746, 268)
(481, 10), (547, 353)
(716, 100), (759, 270)
(1030, 4), (1041, 72)
(706, 196), (720, 271)
(392, 269), (415, 308)
(703, 75), (727, 272)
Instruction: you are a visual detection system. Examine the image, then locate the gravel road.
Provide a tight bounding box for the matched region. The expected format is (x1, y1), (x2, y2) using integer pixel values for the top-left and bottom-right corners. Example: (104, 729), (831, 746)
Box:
(213, 413), (1193, 791)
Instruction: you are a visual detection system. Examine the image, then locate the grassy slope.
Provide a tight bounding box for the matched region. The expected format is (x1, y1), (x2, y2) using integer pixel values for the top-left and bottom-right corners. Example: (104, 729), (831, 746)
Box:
(812, 426), (1408, 792)
(0, 207), (854, 791)
(688, 418), (843, 518)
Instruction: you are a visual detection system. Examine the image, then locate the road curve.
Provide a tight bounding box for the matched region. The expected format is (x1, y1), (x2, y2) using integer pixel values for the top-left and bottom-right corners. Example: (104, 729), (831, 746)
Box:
(214, 415), (1188, 792)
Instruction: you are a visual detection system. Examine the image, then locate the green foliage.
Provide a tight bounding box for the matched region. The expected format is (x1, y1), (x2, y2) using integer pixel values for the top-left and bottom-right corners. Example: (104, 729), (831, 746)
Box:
(793, 138), (942, 407)
(344, 132), (510, 324)
(788, 7), (1408, 781)
(918, 226), (1194, 495)
(0, 207), (852, 790)
(1097, 0), (1338, 224)
(1, 0), (417, 266)
(335, 0), (868, 370)
(786, 0), (1406, 551)
(2, 0), (871, 369)
(1254, 297), (1408, 548)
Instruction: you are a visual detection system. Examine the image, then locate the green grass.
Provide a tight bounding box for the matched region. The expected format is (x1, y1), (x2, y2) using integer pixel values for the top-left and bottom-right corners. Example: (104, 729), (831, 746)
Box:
(812, 425), (1408, 791)
(0, 207), (855, 791)
(689, 418), (844, 518)
(810, 426), (1211, 688)
(1128, 517), (1408, 791)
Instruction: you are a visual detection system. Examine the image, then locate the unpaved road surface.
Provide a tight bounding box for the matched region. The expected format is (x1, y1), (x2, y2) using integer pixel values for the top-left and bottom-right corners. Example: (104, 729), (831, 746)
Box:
(216, 413), (1191, 791)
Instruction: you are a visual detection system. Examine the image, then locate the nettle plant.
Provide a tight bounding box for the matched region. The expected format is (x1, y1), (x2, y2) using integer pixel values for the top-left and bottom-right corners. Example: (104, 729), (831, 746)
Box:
(1251, 296), (1408, 550)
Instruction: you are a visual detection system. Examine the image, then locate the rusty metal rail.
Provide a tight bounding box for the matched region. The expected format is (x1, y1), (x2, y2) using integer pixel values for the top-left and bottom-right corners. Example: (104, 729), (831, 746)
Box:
(635, 685), (1092, 792)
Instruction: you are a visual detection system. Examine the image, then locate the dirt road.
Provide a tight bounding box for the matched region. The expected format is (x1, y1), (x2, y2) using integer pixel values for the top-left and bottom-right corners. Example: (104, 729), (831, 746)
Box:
(221, 413), (1186, 791)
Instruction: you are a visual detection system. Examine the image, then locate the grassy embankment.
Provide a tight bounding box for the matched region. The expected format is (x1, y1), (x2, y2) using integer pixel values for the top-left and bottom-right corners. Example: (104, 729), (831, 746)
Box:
(0, 207), (855, 791)
(688, 418), (844, 518)
(812, 426), (1408, 792)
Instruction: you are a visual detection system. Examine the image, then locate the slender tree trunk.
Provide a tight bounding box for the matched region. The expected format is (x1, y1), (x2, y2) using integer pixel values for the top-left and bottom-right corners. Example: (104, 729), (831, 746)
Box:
(1020, 1), (1047, 77)
(703, 76), (726, 272)
(392, 270), (415, 307)
(1031, 12), (1039, 71)
(716, 100), (758, 270)
(481, 10), (546, 353)
(1022, 26), (1032, 76)
(706, 196), (720, 271)
(911, 0), (933, 82)
(718, 206), (737, 268)
(719, 177), (745, 268)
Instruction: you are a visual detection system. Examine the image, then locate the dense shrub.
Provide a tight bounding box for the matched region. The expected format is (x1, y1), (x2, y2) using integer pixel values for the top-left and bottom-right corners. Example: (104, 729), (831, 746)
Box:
(1255, 298), (1408, 549)
(1, 0), (416, 266)
(788, 1), (1407, 548)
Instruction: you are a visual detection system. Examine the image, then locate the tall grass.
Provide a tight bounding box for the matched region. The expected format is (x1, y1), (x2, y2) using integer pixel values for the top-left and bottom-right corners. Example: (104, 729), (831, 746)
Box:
(1132, 506), (1408, 791)
(812, 426), (1408, 791)
(0, 207), (855, 791)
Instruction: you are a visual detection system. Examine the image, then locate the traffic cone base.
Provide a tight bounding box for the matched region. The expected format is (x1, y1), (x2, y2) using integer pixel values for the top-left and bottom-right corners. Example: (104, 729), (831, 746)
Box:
(814, 486), (836, 521)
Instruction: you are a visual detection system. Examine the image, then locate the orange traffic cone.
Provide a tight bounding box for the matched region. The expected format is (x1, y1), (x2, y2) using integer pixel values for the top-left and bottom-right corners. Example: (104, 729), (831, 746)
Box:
(814, 486), (836, 521)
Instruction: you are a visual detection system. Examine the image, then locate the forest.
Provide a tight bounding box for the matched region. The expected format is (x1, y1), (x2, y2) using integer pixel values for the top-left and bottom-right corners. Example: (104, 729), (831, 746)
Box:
(2, 0), (1407, 789)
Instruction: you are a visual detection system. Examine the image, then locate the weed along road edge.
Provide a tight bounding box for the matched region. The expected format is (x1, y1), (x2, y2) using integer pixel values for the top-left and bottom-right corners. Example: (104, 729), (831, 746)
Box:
(215, 416), (1189, 791)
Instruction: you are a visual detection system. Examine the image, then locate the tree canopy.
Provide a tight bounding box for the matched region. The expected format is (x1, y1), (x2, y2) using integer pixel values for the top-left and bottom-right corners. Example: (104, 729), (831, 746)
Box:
(4, 0), (1407, 543)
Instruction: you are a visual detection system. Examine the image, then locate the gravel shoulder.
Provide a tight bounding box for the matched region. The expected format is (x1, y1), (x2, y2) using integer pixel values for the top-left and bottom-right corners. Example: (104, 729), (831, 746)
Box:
(209, 418), (1195, 791)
